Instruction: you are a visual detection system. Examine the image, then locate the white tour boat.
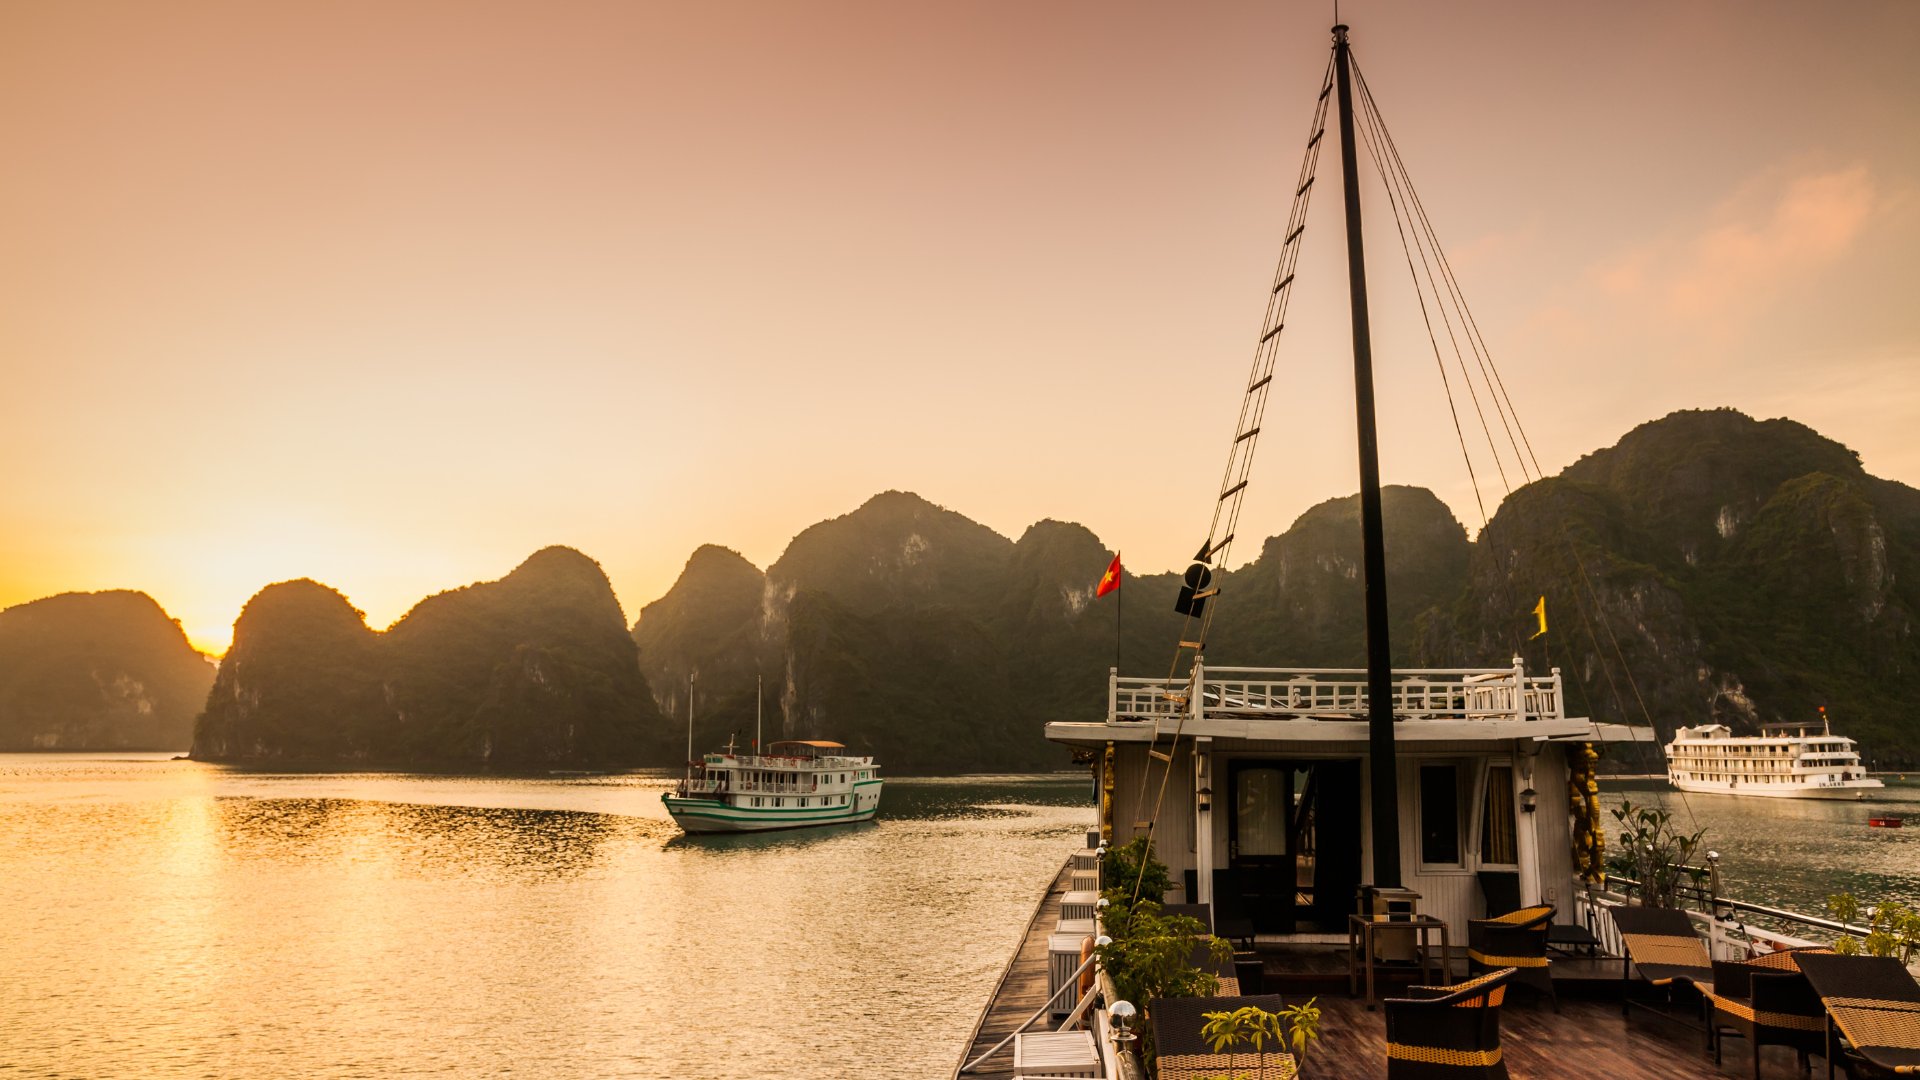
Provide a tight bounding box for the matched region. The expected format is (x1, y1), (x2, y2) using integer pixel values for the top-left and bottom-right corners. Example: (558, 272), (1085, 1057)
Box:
(1666, 711), (1885, 799)
(663, 739), (883, 833)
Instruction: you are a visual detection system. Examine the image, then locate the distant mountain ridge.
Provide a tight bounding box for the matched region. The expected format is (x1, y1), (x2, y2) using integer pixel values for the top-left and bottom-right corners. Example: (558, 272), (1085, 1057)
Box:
(192, 547), (667, 767)
(0, 590), (215, 750)
(636, 411), (1920, 771)
(7, 408), (1910, 771)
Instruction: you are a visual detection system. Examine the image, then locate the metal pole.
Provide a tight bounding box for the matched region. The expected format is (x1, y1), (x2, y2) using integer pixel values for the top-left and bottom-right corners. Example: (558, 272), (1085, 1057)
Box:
(1334, 22), (1403, 889)
(756, 674), (763, 754)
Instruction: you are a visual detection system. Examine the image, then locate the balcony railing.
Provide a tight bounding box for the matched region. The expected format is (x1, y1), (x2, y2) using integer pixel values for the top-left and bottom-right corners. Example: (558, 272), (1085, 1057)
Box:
(1107, 658), (1564, 725)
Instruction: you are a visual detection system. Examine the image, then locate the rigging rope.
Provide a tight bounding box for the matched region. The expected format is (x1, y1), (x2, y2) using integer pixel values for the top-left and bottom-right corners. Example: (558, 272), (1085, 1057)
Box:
(1349, 53), (1695, 832)
(1125, 58), (1336, 914)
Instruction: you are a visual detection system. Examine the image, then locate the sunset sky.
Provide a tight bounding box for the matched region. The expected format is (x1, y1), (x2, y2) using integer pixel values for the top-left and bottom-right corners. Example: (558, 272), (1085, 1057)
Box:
(3, 1), (1917, 654)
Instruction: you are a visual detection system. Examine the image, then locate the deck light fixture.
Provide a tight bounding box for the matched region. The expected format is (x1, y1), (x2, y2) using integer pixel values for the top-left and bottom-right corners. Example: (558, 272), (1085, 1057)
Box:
(1109, 1000), (1137, 1047)
(1519, 786), (1538, 813)
(1197, 785), (1213, 812)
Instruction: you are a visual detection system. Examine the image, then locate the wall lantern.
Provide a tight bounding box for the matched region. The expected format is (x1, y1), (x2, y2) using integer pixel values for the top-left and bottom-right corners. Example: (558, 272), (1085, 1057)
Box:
(1519, 786), (1538, 814)
(1197, 786), (1213, 812)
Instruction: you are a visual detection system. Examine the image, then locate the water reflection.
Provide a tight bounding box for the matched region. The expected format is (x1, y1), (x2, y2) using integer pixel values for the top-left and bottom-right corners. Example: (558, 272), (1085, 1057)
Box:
(0, 755), (1093, 1080)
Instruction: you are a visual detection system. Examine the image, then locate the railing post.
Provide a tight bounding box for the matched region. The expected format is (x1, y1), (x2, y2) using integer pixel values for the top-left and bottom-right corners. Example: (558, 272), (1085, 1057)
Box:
(1551, 666), (1564, 721)
(1191, 655), (1205, 723)
(1511, 655), (1526, 721)
(1108, 667), (1118, 723)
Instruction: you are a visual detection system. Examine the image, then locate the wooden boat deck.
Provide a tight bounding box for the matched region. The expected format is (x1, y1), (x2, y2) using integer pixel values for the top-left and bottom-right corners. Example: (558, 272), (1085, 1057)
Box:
(1306, 990), (1812, 1079)
(955, 880), (1829, 1079)
(950, 859), (1073, 1080)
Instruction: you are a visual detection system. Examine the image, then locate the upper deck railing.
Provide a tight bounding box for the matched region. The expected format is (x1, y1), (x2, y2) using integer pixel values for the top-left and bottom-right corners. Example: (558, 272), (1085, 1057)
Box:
(701, 752), (873, 770)
(1107, 657), (1564, 726)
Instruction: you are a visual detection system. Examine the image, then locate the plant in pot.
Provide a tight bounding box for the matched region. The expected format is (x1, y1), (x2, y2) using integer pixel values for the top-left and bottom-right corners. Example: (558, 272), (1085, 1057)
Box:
(1096, 893), (1230, 1067)
(1827, 894), (1920, 962)
(1102, 834), (1173, 903)
(1198, 998), (1322, 1079)
(1608, 798), (1706, 908)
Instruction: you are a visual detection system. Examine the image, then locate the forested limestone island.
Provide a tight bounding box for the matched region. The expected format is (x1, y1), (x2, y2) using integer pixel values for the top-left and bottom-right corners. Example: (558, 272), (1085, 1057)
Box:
(0, 590), (216, 750)
(635, 409), (1920, 772)
(190, 546), (670, 768)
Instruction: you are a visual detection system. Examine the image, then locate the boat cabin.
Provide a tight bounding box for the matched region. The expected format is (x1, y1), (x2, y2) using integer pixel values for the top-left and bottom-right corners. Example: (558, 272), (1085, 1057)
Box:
(681, 739), (879, 806)
(1045, 657), (1598, 938)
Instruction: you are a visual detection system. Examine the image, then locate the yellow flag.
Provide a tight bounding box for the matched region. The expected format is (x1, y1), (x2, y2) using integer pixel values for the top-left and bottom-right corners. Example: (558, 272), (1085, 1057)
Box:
(1529, 596), (1548, 640)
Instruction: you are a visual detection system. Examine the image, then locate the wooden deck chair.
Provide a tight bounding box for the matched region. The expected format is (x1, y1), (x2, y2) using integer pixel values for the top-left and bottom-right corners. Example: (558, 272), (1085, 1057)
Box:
(1796, 952), (1920, 1079)
(1702, 947), (1834, 1080)
(1383, 967), (1517, 1079)
(1150, 993), (1296, 1080)
(1606, 905), (1713, 1024)
(1467, 904), (1557, 1012)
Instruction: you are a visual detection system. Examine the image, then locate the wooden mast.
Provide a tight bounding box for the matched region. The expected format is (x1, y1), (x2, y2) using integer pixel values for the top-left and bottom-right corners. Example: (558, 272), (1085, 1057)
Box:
(1333, 22), (1403, 889)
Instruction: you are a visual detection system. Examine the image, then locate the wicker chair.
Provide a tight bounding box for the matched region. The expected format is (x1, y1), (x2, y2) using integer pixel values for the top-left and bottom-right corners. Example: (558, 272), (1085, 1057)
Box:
(1467, 904), (1557, 1011)
(1702, 947), (1834, 1080)
(1795, 952), (1920, 1079)
(1383, 967), (1517, 1079)
(1150, 993), (1296, 1080)
(1607, 905), (1713, 1022)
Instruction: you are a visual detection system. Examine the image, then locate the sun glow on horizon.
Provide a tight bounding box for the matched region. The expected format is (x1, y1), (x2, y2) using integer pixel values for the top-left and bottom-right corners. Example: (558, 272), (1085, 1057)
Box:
(1, 1), (1916, 653)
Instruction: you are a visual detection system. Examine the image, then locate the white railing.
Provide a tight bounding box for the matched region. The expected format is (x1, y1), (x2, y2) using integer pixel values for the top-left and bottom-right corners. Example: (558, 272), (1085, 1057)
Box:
(1574, 885), (1861, 963)
(1108, 658), (1564, 725)
(703, 753), (872, 769)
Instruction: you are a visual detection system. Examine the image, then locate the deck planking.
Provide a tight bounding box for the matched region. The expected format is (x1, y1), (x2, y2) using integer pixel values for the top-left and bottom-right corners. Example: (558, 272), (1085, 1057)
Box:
(1306, 989), (1820, 1079)
(957, 870), (1819, 1078)
(952, 859), (1075, 1080)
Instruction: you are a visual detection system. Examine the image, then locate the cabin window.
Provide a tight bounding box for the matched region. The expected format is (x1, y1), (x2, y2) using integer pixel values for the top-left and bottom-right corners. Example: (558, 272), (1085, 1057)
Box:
(1480, 765), (1518, 866)
(1418, 763), (1462, 867)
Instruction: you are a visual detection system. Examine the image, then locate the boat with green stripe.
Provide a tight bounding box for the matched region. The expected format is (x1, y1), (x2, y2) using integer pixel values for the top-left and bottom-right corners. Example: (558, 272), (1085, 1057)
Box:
(663, 739), (883, 834)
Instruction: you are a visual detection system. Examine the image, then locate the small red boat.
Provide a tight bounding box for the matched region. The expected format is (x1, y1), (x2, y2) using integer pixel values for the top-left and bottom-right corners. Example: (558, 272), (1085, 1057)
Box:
(1868, 816), (1903, 828)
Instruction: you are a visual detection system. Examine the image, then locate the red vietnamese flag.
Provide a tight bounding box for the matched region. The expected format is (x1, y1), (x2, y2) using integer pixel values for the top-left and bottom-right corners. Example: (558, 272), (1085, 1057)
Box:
(1096, 553), (1122, 597)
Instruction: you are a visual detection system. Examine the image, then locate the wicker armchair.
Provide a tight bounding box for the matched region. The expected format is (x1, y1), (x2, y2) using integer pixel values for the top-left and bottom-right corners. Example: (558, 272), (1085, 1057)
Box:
(1467, 904), (1556, 1011)
(1383, 967), (1516, 1079)
(1702, 947), (1833, 1080)
(1150, 993), (1297, 1080)
(1795, 952), (1920, 1079)
(1607, 905), (1713, 1022)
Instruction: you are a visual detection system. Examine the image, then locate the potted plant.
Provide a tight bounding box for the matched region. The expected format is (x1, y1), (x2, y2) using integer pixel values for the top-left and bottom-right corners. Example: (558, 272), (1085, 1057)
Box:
(1197, 999), (1322, 1079)
(1608, 798), (1707, 908)
(1827, 893), (1920, 962)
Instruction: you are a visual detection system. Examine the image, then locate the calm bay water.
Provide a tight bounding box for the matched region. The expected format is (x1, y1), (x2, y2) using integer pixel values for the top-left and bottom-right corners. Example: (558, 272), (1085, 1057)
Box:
(0, 754), (1093, 1079)
(1598, 778), (1920, 916)
(7, 756), (1916, 1078)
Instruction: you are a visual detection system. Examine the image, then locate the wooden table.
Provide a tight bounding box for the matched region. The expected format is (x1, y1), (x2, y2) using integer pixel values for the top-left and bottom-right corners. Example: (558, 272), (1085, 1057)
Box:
(1346, 914), (1452, 1009)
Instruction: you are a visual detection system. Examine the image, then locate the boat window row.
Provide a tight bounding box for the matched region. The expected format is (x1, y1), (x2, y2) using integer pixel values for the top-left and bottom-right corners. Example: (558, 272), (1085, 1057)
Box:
(743, 794), (852, 808)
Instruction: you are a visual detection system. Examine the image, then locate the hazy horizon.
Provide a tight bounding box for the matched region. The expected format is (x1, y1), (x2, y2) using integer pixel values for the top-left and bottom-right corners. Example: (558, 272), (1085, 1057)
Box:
(5, 1), (1917, 653)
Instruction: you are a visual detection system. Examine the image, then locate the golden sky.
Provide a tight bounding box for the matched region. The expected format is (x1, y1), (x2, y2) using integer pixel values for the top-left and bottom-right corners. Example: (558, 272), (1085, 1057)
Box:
(3, 1), (1917, 654)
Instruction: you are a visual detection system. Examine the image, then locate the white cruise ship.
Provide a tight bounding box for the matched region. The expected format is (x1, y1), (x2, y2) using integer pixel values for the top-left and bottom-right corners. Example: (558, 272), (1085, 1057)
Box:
(1666, 713), (1885, 800)
(663, 739), (883, 833)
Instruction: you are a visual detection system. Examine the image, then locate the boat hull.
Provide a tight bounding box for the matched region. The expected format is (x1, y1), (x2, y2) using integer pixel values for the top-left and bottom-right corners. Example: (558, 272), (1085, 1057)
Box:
(1669, 778), (1885, 800)
(662, 783), (884, 834)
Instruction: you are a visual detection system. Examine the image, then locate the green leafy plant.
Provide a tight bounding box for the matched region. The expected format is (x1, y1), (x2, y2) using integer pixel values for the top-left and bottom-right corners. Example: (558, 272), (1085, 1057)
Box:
(1827, 893), (1920, 963)
(1197, 998), (1320, 1079)
(1103, 834), (1173, 903)
(1608, 797), (1707, 908)
(1097, 894), (1230, 1007)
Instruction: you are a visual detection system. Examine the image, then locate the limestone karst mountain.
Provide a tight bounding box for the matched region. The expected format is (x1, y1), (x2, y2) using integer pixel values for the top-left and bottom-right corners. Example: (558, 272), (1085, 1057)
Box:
(635, 411), (1920, 771)
(0, 590), (215, 750)
(192, 547), (666, 767)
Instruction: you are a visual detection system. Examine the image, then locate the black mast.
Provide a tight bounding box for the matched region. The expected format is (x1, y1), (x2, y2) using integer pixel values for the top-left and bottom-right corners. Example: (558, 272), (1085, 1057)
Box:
(1333, 22), (1403, 889)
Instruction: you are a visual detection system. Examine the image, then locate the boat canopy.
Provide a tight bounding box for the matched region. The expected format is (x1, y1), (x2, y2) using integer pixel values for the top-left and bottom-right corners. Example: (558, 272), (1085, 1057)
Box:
(766, 740), (846, 755)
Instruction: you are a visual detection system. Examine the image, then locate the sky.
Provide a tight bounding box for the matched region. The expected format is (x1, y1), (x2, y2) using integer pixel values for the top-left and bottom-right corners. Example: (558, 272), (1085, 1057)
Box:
(2, 0), (1917, 654)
